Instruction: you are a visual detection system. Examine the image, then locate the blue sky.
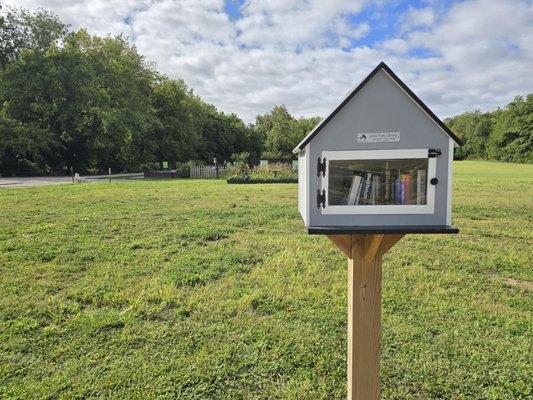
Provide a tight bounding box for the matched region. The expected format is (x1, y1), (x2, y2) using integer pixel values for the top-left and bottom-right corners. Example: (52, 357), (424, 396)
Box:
(4, 0), (533, 122)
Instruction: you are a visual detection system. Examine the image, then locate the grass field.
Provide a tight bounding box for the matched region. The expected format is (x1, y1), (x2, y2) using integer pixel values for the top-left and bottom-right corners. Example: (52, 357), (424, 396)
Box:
(0, 160), (531, 399)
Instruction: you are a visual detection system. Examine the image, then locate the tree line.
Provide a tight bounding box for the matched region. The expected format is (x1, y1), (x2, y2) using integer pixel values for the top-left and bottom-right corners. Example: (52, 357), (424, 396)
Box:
(0, 6), (531, 176)
(446, 95), (532, 163)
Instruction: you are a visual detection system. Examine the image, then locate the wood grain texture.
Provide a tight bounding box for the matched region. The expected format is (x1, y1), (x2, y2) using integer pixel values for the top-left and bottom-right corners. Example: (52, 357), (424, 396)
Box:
(380, 234), (404, 255)
(347, 234), (383, 400)
(364, 234), (384, 263)
(327, 234), (352, 257)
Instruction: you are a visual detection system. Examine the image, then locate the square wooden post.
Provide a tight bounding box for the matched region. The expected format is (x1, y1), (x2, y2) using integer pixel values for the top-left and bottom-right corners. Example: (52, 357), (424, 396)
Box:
(328, 233), (403, 400)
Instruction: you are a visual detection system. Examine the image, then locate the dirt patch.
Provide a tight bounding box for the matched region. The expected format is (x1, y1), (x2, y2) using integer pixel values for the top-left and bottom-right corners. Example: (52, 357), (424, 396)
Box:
(494, 276), (533, 292)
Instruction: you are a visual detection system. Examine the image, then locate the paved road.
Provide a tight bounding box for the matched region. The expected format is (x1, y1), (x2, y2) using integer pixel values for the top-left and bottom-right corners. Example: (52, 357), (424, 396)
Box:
(0, 173), (143, 188)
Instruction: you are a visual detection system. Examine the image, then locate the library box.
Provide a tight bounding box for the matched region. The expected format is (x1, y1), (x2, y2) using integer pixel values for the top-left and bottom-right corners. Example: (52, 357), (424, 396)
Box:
(294, 62), (461, 234)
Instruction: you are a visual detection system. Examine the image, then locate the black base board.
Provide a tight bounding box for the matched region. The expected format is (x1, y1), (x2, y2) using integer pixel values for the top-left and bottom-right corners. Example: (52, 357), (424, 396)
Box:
(307, 225), (459, 235)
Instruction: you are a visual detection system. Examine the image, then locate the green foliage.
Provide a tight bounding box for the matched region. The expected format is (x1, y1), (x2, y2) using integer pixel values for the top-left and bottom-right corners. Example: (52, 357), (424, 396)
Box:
(226, 161), (251, 179)
(0, 109), (54, 176)
(488, 95), (533, 163)
(139, 161), (160, 172)
(227, 162), (297, 183)
(174, 162), (190, 178)
(0, 5), (67, 68)
(0, 6), (265, 176)
(0, 4), (530, 178)
(446, 95), (532, 163)
(0, 161), (531, 398)
(255, 106), (320, 160)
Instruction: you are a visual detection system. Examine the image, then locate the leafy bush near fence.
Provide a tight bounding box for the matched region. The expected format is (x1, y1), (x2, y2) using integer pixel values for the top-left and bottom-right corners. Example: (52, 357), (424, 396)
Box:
(227, 162), (297, 183)
(174, 162), (190, 178)
(140, 162), (161, 173)
(140, 162), (190, 178)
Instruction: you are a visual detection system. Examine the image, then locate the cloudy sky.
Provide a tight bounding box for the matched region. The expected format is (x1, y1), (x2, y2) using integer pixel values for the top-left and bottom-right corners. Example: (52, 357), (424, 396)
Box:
(4, 0), (533, 122)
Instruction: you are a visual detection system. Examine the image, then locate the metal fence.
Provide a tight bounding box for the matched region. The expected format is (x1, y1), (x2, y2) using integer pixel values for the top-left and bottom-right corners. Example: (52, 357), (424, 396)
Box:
(189, 165), (226, 179)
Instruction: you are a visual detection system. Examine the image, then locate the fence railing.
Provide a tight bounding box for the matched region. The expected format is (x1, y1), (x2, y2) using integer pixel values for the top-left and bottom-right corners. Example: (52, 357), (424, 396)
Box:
(189, 166), (226, 179)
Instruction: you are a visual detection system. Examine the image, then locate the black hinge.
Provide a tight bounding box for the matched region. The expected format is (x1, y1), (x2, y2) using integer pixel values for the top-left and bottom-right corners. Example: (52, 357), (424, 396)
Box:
(317, 157), (326, 177)
(428, 148), (442, 158)
(316, 189), (326, 209)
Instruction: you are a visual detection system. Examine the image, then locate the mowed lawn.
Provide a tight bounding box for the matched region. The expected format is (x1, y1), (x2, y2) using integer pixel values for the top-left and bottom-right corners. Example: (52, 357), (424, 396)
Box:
(0, 160), (531, 399)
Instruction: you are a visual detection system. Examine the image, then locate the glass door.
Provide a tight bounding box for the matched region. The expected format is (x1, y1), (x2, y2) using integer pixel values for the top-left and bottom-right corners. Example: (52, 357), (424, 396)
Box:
(320, 149), (437, 214)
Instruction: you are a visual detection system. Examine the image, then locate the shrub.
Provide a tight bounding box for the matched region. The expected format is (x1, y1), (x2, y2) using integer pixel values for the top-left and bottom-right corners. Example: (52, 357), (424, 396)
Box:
(174, 162), (190, 178)
(140, 162), (160, 172)
(227, 162), (297, 183)
(227, 162), (250, 180)
(250, 163), (297, 180)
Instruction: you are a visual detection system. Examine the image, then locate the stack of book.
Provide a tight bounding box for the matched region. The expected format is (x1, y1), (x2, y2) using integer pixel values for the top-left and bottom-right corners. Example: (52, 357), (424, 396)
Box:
(343, 167), (427, 206)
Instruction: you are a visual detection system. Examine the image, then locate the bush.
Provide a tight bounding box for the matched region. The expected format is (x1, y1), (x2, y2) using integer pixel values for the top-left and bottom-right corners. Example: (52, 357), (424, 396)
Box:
(226, 162), (250, 180)
(250, 163), (297, 180)
(15, 159), (47, 177)
(174, 162), (190, 178)
(231, 152), (251, 164)
(227, 162), (297, 183)
(140, 162), (160, 172)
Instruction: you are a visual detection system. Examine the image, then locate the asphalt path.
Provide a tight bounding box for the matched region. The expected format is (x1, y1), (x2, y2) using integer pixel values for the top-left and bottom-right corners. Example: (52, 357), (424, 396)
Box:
(0, 173), (143, 188)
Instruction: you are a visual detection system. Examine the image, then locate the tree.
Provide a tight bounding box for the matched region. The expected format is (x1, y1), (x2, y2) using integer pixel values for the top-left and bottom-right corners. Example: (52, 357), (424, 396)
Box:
(488, 95), (533, 163)
(150, 78), (199, 164)
(0, 5), (67, 69)
(0, 28), (157, 173)
(255, 106), (320, 159)
(255, 106), (296, 159)
(0, 109), (54, 176)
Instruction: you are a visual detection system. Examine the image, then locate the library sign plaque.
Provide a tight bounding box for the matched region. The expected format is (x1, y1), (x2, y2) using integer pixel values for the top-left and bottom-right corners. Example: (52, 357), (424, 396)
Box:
(355, 132), (400, 143)
(292, 62), (461, 400)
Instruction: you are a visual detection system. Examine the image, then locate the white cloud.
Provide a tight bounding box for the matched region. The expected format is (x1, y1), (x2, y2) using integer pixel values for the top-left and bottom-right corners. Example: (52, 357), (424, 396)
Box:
(399, 6), (435, 32)
(2, 0), (533, 122)
(381, 38), (409, 54)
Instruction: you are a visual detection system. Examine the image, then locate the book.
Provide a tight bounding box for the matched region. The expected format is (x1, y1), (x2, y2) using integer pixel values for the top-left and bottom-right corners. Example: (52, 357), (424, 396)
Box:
(416, 169), (427, 205)
(384, 164), (391, 203)
(347, 174), (363, 205)
(409, 169), (417, 204)
(402, 173), (412, 205)
(394, 178), (404, 204)
(359, 172), (373, 205)
(371, 174), (381, 205)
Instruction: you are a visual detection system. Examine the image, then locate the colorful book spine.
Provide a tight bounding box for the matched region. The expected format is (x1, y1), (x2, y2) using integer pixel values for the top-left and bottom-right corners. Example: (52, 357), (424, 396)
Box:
(384, 164), (391, 203)
(402, 173), (412, 205)
(409, 169), (417, 204)
(417, 169), (427, 205)
(394, 179), (404, 204)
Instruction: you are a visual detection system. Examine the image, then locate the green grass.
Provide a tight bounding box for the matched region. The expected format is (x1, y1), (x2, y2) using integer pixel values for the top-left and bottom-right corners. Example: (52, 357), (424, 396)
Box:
(0, 160), (531, 399)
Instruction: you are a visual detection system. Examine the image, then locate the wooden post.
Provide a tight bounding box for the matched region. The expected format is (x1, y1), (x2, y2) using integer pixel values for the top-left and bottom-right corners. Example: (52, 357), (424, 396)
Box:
(328, 233), (403, 400)
(108, 167), (112, 183)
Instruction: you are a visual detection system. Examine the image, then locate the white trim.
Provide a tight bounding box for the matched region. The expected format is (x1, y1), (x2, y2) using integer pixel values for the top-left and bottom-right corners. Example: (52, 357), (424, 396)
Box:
(298, 147), (310, 226)
(446, 138), (454, 225)
(321, 149), (436, 215)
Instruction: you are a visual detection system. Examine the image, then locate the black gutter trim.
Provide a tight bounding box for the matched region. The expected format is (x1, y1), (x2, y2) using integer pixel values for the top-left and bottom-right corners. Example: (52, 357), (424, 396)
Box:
(296, 61), (463, 150)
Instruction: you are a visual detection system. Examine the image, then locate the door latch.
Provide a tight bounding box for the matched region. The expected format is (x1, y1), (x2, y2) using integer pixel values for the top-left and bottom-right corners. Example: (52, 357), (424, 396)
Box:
(428, 148), (442, 158)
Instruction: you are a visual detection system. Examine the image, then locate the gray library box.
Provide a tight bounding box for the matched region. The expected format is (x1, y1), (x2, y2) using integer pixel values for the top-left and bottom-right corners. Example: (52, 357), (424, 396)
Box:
(294, 62), (461, 235)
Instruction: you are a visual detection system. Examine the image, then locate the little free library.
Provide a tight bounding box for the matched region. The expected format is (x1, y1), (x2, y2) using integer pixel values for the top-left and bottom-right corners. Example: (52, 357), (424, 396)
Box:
(294, 62), (461, 400)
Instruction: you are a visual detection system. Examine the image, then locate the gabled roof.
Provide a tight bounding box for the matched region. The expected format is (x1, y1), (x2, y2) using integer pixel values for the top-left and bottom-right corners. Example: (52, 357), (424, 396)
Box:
(293, 61), (462, 153)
